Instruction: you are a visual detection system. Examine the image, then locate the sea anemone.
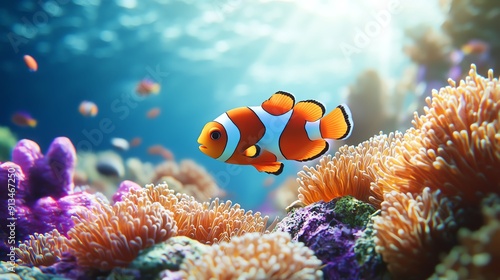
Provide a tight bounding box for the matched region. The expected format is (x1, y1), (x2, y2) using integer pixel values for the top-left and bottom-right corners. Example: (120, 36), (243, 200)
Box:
(376, 65), (500, 205)
(178, 232), (323, 280)
(125, 183), (268, 244)
(15, 229), (67, 266)
(176, 197), (269, 244)
(373, 187), (460, 279)
(153, 160), (225, 201)
(297, 132), (403, 208)
(66, 195), (177, 270)
(433, 194), (500, 279)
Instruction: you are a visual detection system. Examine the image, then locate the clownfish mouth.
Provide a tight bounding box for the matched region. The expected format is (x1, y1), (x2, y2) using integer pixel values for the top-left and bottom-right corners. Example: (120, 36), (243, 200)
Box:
(199, 145), (207, 150)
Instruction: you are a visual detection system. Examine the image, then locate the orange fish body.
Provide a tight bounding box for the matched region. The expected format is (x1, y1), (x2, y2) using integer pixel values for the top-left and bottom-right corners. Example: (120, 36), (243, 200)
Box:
(23, 55), (38, 72)
(11, 112), (37, 127)
(197, 91), (353, 175)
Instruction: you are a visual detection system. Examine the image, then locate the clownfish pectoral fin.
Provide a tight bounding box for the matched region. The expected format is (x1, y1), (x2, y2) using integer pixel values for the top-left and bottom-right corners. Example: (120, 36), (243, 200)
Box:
(252, 162), (284, 175)
(293, 100), (326, 122)
(294, 140), (329, 162)
(243, 145), (261, 158)
(319, 104), (353, 140)
(261, 91), (295, 115)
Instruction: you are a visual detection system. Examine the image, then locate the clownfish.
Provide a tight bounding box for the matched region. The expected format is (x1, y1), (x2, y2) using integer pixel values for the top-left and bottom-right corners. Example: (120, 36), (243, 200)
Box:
(197, 91), (353, 175)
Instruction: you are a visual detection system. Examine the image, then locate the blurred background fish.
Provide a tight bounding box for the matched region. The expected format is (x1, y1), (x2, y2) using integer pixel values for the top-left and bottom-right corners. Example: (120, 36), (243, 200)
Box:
(11, 111), (37, 127)
(146, 107), (161, 119)
(110, 137), (130, 151)
(23, 54), (38, 72)
(78, 101), (98, 117)
(136, 78), (160, 96)
(130, 137), (142, 147)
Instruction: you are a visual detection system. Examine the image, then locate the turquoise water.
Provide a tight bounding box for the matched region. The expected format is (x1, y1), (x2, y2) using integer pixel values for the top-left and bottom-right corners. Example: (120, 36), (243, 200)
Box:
(0, 0), (444, 210)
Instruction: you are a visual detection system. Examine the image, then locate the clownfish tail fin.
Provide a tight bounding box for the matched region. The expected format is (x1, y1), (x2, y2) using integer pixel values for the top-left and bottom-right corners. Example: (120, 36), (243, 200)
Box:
(320, 104), (353, 140)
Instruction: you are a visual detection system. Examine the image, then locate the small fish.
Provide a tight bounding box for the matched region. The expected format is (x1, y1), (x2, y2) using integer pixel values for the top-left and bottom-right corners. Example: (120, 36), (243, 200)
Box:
(148, 144), (174, 161)
(130, 137), (142, 147)
(136, 78), (160, 96)
(11, 111), (37, 127)
(461, 39), (489, 55)
(197, 91), (353, 175)
(79, 101), (98, 117)
(146, 107), (161, 119)
(23, 55), (38, 72)
(111, 137), (130, 151)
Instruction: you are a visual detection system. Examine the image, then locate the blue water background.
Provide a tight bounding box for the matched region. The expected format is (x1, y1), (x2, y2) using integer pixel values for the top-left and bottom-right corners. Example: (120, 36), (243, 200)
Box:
(0, 0), (444, 211)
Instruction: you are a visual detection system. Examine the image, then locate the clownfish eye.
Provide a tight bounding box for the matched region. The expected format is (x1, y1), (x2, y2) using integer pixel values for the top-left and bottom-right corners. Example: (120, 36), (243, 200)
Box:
(210, 130), (221, 140)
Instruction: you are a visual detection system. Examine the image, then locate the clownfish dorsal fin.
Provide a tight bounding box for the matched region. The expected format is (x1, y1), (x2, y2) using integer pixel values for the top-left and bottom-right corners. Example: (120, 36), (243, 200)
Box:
(252, 162), (284, 175)
(261, 91), (295, 115)
(293, 100), (325, 122)
(243, 145), (261, 158)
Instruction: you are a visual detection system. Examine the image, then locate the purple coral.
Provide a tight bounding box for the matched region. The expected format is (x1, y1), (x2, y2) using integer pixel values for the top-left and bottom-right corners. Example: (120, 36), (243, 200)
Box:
(112, 180), (142, 204)
(0, 137), (100, 260)
(12, 138), (76, 201)
(275, 197), (378, 279)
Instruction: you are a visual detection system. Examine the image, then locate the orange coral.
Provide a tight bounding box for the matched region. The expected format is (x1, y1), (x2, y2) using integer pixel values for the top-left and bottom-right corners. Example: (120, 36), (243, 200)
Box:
(297, 132), (403, 208)
(126, 183), (269, 244)
(15, 229), (68, 266)
(66, 195), (178, 270)
(373, 187), (459, 279)
(153, 160), (225, 201)
(179, 232), (323, 279)
(177, 198), (269, 244)
(376, 65), (500, 205)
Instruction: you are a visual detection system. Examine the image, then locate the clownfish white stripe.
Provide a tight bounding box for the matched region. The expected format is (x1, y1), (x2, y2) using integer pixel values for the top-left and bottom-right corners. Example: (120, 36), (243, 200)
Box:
(214, 113), (240, 162)
(248, 106), (292, 160)
(305, 120), (322, 140)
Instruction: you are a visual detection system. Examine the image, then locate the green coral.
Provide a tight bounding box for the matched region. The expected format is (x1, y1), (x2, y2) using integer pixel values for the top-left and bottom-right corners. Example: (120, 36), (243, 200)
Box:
(0, 126), (17, 161)
(127, 236), (208, 279)
(354, 212), (389, 279)
(0, 262), (68, 280)
(334, 195), (376, 228)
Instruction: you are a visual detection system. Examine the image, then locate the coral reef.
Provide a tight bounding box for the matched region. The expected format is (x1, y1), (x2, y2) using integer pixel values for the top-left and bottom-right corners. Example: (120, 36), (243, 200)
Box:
(17, 183), (269, 274)
(373, 188), (461, 279)
(66, 192), (178, 270)
(433, 194), (500, 279)
(176, 197), (269, 244)
(0, 137), (100, 259)
(270, 176), (300, 211)
(15, 230), (67, 267)
(75, 150), (124, 198)
(178, 231), (323, 280)
(353, 217), (388, 279)
(375, 65), (500, 206)
(341, 69), (399, 146)
(12, 137), (76, 200)
(152, 159), (225, 201)
(275, 196), (377, 279)
(0, 126), (17, 162)
(111, 180), (142, 203)
(404, 25), (453, 112)
(442, 0), (500, 71)
(297, 132), (403, 208)
(0, 261), (58, 280)
(129, 236), (208, 279)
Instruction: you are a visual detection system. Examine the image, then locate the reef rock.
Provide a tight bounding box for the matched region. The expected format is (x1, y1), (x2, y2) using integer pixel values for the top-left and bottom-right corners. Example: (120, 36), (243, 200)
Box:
(275, 196), (380, 279)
